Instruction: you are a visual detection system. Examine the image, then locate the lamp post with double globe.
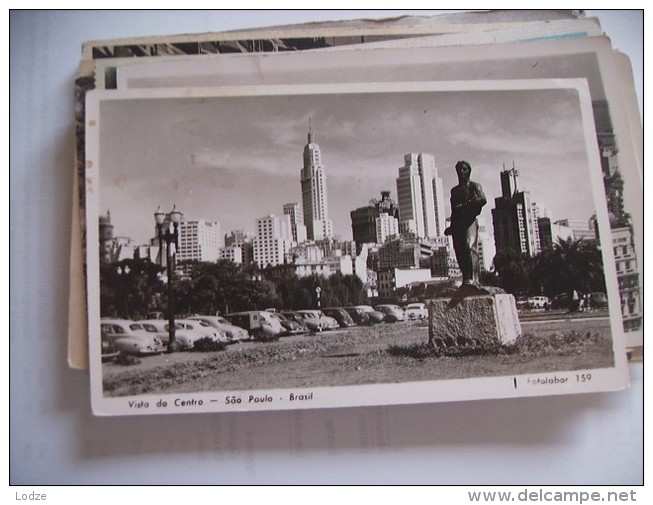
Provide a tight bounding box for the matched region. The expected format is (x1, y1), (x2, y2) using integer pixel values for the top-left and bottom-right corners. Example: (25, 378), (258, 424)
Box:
(155, 205), (182, 353)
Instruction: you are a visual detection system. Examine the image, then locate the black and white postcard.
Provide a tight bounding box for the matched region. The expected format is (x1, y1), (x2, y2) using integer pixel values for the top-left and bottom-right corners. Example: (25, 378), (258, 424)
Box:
(85, 79), (628, 416)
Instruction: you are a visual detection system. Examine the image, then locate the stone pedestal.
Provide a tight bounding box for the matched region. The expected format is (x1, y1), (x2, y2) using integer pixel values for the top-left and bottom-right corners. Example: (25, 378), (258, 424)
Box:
(428, 293), (521, 347)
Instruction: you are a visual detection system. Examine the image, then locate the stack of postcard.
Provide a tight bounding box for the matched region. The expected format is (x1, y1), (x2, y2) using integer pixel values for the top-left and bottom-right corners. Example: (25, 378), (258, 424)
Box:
(72, 10), (642, 416)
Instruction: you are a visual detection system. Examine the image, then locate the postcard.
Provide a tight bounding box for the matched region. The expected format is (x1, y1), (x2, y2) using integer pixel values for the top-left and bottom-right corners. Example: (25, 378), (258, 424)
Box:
(85, 79), (628, 415)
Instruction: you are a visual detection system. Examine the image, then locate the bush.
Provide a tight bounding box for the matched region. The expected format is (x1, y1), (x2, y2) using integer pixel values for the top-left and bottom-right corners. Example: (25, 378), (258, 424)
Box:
(191, 337), (227, 352)
(387, 330), (599, 359)
(510, 331), (599, 356)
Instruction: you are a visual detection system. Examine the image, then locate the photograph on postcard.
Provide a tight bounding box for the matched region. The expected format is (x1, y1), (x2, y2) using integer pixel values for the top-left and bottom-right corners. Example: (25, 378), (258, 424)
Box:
(85, 80), (628, 416)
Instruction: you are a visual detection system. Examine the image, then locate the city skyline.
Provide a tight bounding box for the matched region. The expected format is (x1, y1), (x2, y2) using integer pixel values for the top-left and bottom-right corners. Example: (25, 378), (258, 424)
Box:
(99, 84), (598, 246)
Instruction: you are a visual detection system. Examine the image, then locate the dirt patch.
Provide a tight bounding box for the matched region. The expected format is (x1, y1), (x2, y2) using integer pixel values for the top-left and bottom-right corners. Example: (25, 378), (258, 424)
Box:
(102, 319), (614, 397)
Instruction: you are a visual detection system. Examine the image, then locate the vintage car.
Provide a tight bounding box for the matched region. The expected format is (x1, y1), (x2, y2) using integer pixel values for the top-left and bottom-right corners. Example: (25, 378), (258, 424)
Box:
(176, 319), (226, 343)
(100, 328), (120, 362)
(590, 292), (608, 309)
(404, 302), (427, 320)
(374, 304), (406, 323)
(551, 293), (570, 310)
(527, 296), (551, 309)
(188, 315), (250, 343)
(296, 310), (340, 330)
(140, 319), (217, 349)
(225, 311), (284, 341)
(343, 307), (372, 326)
(321, 307), (357, 328)
(263, 312), (305, 336)
(100, 318), (166, 356)
(281, 311), (322, 333)
(353, 305), (386, 324)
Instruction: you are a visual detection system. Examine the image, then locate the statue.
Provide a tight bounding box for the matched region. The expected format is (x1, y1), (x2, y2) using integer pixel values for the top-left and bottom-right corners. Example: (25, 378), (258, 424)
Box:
(444, 161), (487, 286)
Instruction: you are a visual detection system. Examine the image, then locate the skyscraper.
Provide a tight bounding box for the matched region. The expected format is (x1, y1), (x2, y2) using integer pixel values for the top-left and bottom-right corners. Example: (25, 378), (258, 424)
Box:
(99, 210), (115, 264)
(350, 190), (400, 252)
(395, 153), (446, 239)
(283, 202), (307, 244)
(253, 214), (293, 268)
(491, 165), (541, 257)
(177, 218), (222, 262)
(300, 124), (333, 241)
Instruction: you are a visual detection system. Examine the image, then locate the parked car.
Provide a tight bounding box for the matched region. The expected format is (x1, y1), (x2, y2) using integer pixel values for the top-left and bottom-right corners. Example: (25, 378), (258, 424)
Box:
(590, 292), (608, 309)
(322, 307), (357, 328)
(527, 296), (551, 309)
(100, 318), (166, 355)
(404, 302), (427, 320)
(188, 315), (250, 343)
(225, 311), (284, 340)
(176, 319), (226, 344)
(343, 307), (372, 326)
(551, 293), (570, 310)
(270, 312), (307, 335)
(139, 319), (226, 350)
(100, 327), (120, 362)
(296, 310), (340, 330)
(353, 305), (386, 324)
(374, 304), (406, 322)
(281, 311), (323, 333)
(139, 319), (198, 350)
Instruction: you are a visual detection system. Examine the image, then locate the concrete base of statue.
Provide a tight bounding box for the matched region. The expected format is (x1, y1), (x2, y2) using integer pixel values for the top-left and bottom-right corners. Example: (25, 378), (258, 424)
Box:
(427, 287), (521, 347)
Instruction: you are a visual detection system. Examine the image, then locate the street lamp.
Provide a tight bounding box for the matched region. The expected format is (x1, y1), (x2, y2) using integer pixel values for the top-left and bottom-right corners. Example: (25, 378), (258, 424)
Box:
(155, 205), (181, 352)
(116, 263), (131, 319)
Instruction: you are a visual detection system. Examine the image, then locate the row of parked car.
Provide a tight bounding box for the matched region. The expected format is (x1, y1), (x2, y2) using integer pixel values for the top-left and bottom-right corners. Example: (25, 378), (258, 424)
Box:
(100, 303), (430, 360)
(100, 315), (248, 360)
(516, 292), (608, 311)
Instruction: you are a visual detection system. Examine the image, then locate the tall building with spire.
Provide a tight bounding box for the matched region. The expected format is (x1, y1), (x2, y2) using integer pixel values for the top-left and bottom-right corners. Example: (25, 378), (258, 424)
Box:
(99, 210), (115, 264)
(300, 122), (333, 241)
(395, 153), (446, 239)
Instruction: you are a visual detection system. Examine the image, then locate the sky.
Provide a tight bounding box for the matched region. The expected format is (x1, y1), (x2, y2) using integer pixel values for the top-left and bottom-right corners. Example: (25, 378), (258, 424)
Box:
(98, 83), (598, 244)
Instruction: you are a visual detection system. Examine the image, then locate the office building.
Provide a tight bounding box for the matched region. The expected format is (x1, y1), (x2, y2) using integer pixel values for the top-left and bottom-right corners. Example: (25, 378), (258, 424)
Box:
(300, 124), (333, 240)
(99, 211), (115, 264)
(538, 217), (574, 250)
(395, 153), (446, 239)
(253, 214), (293, 268)
(491, 165), (542, 257)
(612, 225), (642, 332)
(554, 218), (597, 243)
(224, 229), (254, 265)
(176, 218), (222, 262)
(283, 202), (307, 244)
(350, 191), (400, 251)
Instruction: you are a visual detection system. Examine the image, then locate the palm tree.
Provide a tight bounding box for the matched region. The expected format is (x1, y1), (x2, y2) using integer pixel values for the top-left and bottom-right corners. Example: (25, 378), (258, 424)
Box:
(533, 237), (605, 298)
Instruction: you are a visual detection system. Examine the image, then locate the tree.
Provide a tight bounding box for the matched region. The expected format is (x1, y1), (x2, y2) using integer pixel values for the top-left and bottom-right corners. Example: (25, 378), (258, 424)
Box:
(100, 258), (164, 318)
(533, 237), (605, 298)
(492, 250), (533, 294)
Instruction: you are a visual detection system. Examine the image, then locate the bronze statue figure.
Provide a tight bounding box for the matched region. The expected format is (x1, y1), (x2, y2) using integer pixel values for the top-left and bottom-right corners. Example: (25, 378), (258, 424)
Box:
(444, 161), (487, 286)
